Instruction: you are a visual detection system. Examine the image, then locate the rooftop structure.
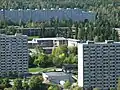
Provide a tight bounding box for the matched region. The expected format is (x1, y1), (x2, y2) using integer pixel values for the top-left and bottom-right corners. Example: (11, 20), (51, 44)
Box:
(42, 72), (74, 85)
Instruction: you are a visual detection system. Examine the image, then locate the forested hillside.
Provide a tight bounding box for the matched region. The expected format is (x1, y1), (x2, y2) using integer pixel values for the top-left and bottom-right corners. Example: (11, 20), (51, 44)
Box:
(0, 0), (120, 41)
(0, 0), (114, 9)
(0, 0), (120, 28)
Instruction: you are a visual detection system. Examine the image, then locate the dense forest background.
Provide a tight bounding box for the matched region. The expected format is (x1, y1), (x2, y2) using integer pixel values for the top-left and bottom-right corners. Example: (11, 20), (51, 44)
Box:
(0, 0), (120, 42)
(0, 0), (116, 9)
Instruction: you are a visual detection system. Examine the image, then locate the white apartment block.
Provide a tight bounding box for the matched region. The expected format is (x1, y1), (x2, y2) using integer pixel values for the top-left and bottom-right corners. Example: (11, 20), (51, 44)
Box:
(0, 34), (28, 77)
(78, 40), (120, 90)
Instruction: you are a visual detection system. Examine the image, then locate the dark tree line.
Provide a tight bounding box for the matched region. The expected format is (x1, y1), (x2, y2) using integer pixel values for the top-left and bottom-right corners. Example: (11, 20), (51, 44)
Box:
(0, 18), (119, 42)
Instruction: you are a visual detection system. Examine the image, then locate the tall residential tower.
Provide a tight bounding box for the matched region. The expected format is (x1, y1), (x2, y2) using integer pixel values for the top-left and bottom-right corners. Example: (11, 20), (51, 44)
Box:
(0, 34), (28, 77)
(78, 40), (120, 90)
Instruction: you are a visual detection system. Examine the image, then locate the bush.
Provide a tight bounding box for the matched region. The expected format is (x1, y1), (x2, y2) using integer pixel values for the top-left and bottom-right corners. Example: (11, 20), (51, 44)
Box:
(64, 80), (71, 89)
(48, 85), (60, 90)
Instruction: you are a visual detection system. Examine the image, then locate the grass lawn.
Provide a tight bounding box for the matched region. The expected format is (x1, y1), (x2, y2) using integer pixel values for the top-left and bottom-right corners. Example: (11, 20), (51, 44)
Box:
(28, 36), (39, 41)
(29, 67), (56, 73)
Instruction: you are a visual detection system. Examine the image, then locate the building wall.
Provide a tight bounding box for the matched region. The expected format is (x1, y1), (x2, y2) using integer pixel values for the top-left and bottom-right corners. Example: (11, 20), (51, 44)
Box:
(68, 41), (78, 47)
(78, 44), (84, 87)
(0, 34), (28, 77)
(0, 9), (96, 23)
(78, 41), (120, 90)
(37, 40), (53, 47)
(28, 38), (79, 54)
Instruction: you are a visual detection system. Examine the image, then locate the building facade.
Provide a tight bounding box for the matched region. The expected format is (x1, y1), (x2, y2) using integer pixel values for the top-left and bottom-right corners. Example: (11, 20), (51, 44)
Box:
(0, 8), (96, 23)
(0, 34), (28, 77)
(28, 37), (68, 54)
(78, 40), (120, 90)
(28, 37), (80, 54)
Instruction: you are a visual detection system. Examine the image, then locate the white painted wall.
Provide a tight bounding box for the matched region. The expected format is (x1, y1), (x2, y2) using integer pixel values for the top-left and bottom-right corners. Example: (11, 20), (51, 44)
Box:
(68, 41), (78, 47)
(78, 44), (84, 87)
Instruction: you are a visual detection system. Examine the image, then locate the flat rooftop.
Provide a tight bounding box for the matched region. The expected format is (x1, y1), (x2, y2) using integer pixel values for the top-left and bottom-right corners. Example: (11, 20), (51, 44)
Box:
(42, 72), (75, 84)
(28, 37), (81, 44)
(0, 34), (27, 37)
(28, 41), (38, 43)
(79, 40), (120, 45)
(29, 37), (80, 42)
(33, 37), (66, 41)
(67, 38), (80, 42)
(44, 72), (68, 77)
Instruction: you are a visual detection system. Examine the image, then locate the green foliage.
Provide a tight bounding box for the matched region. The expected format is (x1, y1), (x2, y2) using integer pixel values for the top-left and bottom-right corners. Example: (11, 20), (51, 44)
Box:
(52, 45), (68, 56)
(52, 45), (68, 67)
(71, 86), (82, 90)
(29, 55), (36, 68)
(34, 53), (47, 67)
(29, 76), (43, 90)
(93, 88), (100, 90)
(2, 78), (10, 88)
(30, 46), (53, 68)
(68, 46), (77, 55)
(64, 80), (71, 89)
(48, 85), (60, 90)
(64, 54), (77, 64)
(0, 19), (120, 42)
(30, 45), (78, 68)
(110, 87), (116, 90)
(29, 67), (55, 73)
(0, 0), (120, 42)
(22, 80), (29, 90)
(0, 0), (114, 10)
(1, 19), (119, 42)
(0, 78), (3, 84)
(34, 53), (53, 67)
(4, 88), (13, 90)
(12, 79), (22, 90)
(52, 45), (78, 66)
(77, 21), (119, 42)
(32, 45), (78, 68)
(117, 77), (120, 90)
(0, 78), (11, 90)
(28, 36), (40, 41)
(35, 45), (44, 54)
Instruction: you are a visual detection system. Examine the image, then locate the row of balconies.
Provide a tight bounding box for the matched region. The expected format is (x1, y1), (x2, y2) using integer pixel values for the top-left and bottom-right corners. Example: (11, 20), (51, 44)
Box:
(84, 47), (120, 50)
(0, 67), (27, 69)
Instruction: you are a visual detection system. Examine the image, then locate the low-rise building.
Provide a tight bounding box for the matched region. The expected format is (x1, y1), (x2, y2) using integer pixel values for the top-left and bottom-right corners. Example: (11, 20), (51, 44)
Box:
(42, 72), (74, 85)
(28, 37), (67, 54)
(28, 37), (80, 54)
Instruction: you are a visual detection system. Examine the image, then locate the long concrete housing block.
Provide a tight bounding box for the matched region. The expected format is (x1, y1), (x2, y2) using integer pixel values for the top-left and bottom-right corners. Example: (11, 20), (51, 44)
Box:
(0, 8), (96, 23)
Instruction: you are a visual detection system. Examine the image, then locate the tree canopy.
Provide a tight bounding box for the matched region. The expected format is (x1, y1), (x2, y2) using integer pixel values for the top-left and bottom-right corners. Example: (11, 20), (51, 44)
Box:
(0, 0), (120, 42)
